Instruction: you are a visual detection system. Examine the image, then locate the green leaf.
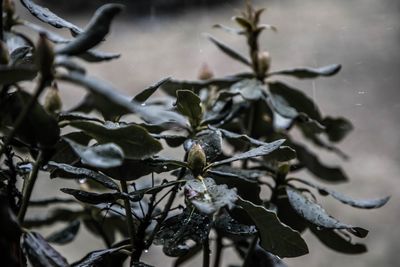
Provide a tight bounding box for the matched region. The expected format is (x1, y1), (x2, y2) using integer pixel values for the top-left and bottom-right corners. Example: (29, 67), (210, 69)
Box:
(102, 157), (183, 181)
(154, 209), (211, 257)
(210, 139), (285, 167)
(161, 75), (246, 96)
(185, 178), (238, 214)
(46, 220), (80, 245)
(77, 50), (120, 62)
(56, 4), (124, 56)
(0, 65), (37, 84)
(208, 166), (263, 204)
(0, 90), (60, 148)
(20, 0), (83, 35)
(322, 116), (353, 142)
(227, 79), (265, 101)
(20, 21), (71, 43)
(24, 208), (85, 228)
(60, 188), (125, 205)
(286, 187), (368, 238)
(47, 161), (119, 190)
(185, 129), (222, 161)
(133, 77), (171, 103)
(58, 72), (137, 119)
(237, 198), (309, 258)
(264, 146), (297, 162)
(213, 24), (245, 35)
(176, 90), (203, 127)
(214, 213), (257, 237)
(309, 226), (367, 254)
(291, 143), (348, 182)
(289, 178), (390, 209)
(269, 64), (341, 79)
(64, 138), (124, 168)
(72, 247), (126, 267)
(268, 81), (322, 121)
(23, 232), (69, 267)
(208, 35), (251, 66)
(68, 120), (162, 159)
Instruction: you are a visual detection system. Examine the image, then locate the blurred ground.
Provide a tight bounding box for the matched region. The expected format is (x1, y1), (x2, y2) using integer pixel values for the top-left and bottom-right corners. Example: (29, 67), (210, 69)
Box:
(16, 0), (400, 266)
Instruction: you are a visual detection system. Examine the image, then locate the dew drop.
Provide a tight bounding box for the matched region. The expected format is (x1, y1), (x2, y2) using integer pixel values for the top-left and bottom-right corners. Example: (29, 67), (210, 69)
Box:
(144, 249), (149, 253)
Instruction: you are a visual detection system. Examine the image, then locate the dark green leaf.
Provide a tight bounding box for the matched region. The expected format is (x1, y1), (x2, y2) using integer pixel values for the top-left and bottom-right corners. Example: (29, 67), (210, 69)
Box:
(21, 21), (71, 43)
(176, 90), (203, 127)
(291, 143), (348, 182)
(161, 75), (244, 96)
(213, 24), (244, 35)
(269, 64), (341, 79)
(173, 245), (202, 267)
(0, 90), (60, 148)
(49, 132), (92, 164)
(133, 77), (171, 103)
(24, 208), (85, 228)
(243, 245), (288, 267)
(268, 81), (322, 121)
(20, 0), (83, 35)
(286, 187), (368, 238)
(68, 120), (162, 160)
(264, 146), (297, 162)
(208, 166), (263, 204)
(289, 178), (389, 209)
(57, 72), (137, 119)
(64, 138), (124, 168)
(153, 134), (187, 147)
(47, 161), (119, 190)
(185, 178), (238, 214)
(237, 198), (309, 258)
(60, 188), (124, 205)
(210, 139), (285, 167)
(310, 226), (367, 254)
(214, 213), (257, 237)
(103, 157), (183, 181)
(213, 126), (266, 146)
(46, 220), (80, 245)
(56, 4), (124, 56)
(208, 35), (251, 66)
(72, 247), (125, 267)
(222, 79), (264, 101)
(322, 116), (353, 142)
(154, 209), (211, 257)
(23, 232), (69, 267)
(77, 50), (120, 62)
(0, 65), (37, 84)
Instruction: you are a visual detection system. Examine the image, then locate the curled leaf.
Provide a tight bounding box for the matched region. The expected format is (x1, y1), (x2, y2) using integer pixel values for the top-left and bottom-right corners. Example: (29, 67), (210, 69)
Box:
(269, 64), (341, 79)
(286, 187), (368, 238)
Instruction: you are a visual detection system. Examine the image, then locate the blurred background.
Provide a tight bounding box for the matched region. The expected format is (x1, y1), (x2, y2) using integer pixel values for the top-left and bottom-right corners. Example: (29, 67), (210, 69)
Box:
(17, 0), (400, 266)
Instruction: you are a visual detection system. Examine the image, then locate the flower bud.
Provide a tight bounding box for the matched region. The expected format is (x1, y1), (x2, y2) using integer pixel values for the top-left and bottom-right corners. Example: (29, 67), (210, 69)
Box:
(258, 51), (271, 74)
(187, 144), (207, 177)
(36, 33), (54, 79)
(0, 41), (10, 65)
(44, 84), (62, 114)
(198, 63), (214, 80)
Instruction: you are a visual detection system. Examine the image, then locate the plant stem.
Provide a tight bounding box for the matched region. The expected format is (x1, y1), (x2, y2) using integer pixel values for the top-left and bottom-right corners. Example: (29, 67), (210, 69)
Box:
(17, 150), (44, 223)
(242, 236), (258, 267)
(0, 78), (48, 157)
(145, 154), (188, 248)
(0, 0), (4, 41)
(213, 233), (223, 267)
(120, 181), (136, 257)
(203, 237), (211, 267)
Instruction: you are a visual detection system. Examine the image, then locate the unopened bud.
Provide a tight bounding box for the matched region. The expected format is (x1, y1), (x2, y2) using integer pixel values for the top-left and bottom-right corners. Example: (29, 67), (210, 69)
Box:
(44, 84), (62, 114)
(258, 51), (271, 74)
(36, 33), (54, 79)
(198, 63), (214, 80)
(187, 144), (207, 177)
(0, 41), (10, 65)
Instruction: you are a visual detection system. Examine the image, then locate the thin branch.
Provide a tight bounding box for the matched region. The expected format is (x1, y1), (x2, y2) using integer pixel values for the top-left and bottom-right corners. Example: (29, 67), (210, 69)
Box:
(17, 150), (44, 223)
(203, 237), (211, 267)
